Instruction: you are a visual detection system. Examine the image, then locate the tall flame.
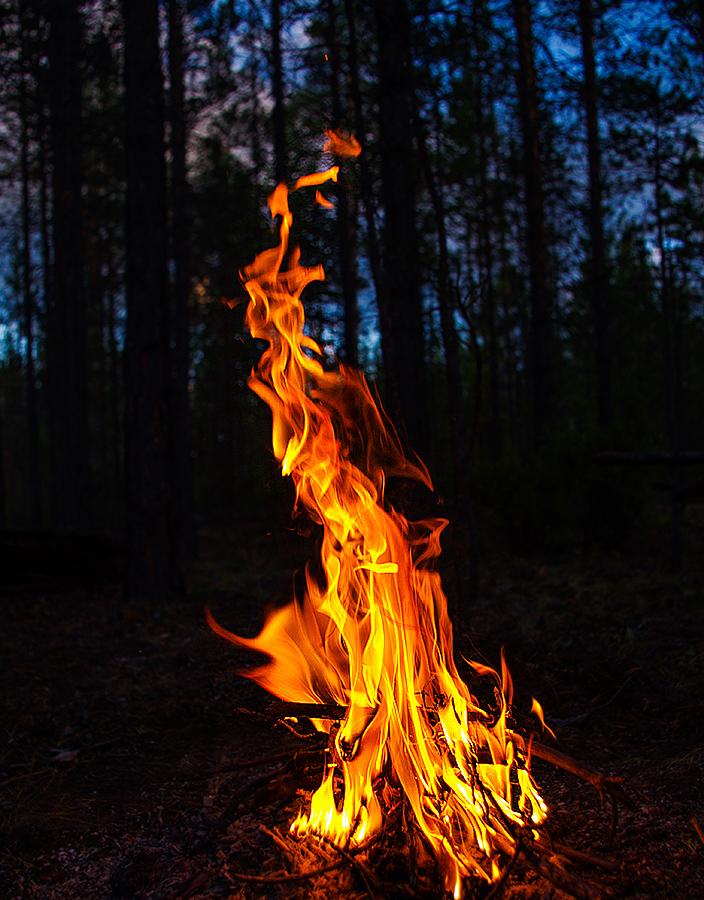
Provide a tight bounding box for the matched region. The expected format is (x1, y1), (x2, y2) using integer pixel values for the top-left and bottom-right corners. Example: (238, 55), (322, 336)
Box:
(211, 156), (546, 894)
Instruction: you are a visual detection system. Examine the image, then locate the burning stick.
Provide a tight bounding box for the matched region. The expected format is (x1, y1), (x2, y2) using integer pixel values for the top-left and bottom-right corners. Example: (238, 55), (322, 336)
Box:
(209, 143), (549, 897)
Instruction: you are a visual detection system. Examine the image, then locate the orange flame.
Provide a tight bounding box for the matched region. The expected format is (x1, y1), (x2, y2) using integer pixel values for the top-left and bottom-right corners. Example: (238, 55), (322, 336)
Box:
(324, 128), (362, 158)
(213, 160), (547, 894)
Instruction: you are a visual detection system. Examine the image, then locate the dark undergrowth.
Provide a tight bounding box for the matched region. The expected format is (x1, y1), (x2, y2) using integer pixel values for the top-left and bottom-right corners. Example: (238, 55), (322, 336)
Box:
(1, 513), (703, 899)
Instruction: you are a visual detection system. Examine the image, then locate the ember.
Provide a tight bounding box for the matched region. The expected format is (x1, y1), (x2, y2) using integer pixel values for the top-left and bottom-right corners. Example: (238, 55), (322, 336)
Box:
(208, 139), (548, 896)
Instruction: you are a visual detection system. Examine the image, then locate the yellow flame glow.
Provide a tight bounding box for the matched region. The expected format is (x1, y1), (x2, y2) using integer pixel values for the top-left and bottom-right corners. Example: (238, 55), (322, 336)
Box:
(210, 150), (547, 894)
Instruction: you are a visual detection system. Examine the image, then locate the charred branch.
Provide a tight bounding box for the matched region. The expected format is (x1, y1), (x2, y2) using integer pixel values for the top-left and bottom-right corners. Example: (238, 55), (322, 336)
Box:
(525, 738), (635, 812)
(190, 764), (290, 853)
(225, 860), (344, 883)
(266, 700), (350, 720)
(522, 845), (609, 900)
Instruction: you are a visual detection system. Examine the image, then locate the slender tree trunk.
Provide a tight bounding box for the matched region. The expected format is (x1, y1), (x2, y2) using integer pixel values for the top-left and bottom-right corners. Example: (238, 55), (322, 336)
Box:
(653, 97), (683, 568)
(654, 114), (679, 455)
(409, 44), (479, 601)
(168, 0), (197, 557)
(326, 0), (358, 367)
(123, 0), (183, 602)
(472, 0), (501, 460)
(0, 403), (6, 530)
(107, 275), (122, 526)
(342, 0), (395, 395)
(511, 0), (554, 444)
(373, 0), (429, 455)
(95, 265), (109, 510)
(271, 0), (287, 183)
(46, 0), (90, 529)
(500, 255), (520, 452)
(248, 0), (265, 243)
(409, 82), (464, 483)
(578, 0), (611, 432)
(39, 102), (52, 332)
(19, 26), (42, 527)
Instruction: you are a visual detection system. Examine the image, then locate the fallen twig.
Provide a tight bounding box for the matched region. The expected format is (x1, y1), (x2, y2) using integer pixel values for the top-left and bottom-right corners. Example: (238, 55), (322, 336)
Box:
(483, 837), (523, 900)
(320, 834), (379, 899)
(523, 846), (609, 900)
(691, 816), (704, 849)
(162, 867), (215, 900)
(225, 860), (343, 883)
(525, 738), (635, 811)
(212, 750), (295, 772)
(259, 822), (294, 856)
(190, 764), (288, 853)
(264, 699), (490, 723)
(212, 746), (322, 774)
(534, 836), (619, 872)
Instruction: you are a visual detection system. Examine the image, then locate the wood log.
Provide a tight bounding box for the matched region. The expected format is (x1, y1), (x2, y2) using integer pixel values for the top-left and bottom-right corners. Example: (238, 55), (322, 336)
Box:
(265, 700), (350, 720)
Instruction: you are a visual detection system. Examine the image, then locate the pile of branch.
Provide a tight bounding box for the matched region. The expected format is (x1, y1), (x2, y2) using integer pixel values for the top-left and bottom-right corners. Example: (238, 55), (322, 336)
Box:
(166, 702), (632, 900)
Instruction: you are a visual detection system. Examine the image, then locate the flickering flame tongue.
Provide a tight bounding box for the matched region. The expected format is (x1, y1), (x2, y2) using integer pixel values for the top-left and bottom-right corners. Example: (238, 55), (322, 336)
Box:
(211, 151), (546, 894)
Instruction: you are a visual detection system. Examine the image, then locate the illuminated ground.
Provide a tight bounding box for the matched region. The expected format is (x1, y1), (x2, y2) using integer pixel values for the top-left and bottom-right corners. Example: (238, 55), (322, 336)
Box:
(1, 521), (703, 899)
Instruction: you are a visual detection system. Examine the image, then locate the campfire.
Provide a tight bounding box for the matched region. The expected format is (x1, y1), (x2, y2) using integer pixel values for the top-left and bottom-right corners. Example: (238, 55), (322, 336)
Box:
(207, 136), (627, 898)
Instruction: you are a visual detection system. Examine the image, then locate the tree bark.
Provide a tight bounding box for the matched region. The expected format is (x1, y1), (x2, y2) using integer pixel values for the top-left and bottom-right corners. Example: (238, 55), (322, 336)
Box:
(0, 389), (6, 528)
(326, 0), (359, 367)
(472, 0), (502, 460)
(106, 274), (122, 523)
(511, 0), (554, 444)
(168, 0), (197, 558)
(409, 79), (464, 483)
(123, 0), (184, 602)
(248, 0), (265, 243)
(500, 255), (521, 452)
(45, 0), (90, 529)
(342, 0), (394, 395)
(373, 0), (429, 456)
(578, 0), (612, 432)
(271, 0), (287, 183)
(653, 92), (683, 568)
(19, 16), (42, 527)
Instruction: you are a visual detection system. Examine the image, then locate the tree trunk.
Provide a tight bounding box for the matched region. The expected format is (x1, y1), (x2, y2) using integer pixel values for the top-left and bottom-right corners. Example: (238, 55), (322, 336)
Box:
(19, 20), (42, 527)
(325, 0), (359, 367)
(500, 254), (521, 452)
(373, 0), (429, 456)
(472, 0), (502, 460)
(123, 0), (183, 602)
(578, 0), (611, 432)
(409, 79), (464, 484)
(0, 402), (6, 530)
(511, 0), (554, 444)
(107, 274), (122, 527)
(342, 0), (394, 395)
(271, 0), (287, 183)
(38, 99), (52, 341)
(168, 0), (197, 558)
(653, 94), (683, 568)
(248, 0), (265, 243)
(46, 0), (90, 529)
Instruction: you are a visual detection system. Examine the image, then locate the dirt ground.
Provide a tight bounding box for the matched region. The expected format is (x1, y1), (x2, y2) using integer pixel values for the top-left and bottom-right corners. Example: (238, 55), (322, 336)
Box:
(1, 519), (703, 899)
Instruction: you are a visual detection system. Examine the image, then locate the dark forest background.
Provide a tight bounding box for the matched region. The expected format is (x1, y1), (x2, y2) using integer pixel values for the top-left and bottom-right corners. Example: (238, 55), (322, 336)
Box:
(1, 0), (703, 602)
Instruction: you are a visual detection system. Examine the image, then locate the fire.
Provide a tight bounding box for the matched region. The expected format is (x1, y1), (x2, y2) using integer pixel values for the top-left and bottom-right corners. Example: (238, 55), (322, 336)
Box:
(209, 148), (547, 894)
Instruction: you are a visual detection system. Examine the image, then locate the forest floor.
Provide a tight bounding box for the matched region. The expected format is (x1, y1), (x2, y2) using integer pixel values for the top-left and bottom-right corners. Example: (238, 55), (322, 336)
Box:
(1, 514), (703, 900)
